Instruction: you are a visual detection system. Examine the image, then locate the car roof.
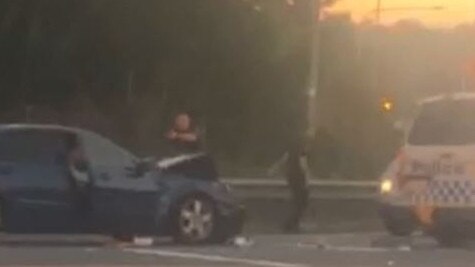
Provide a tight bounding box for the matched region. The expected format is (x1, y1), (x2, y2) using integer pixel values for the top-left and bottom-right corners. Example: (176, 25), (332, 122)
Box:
(419, 92), (475, 105)
(0, 124), (139, 158)
(0, 124), (86, 134)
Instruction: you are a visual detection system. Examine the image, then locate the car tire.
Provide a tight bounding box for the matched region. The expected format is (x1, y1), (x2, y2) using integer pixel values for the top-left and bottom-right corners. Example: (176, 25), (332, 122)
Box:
(431, 212), (468, 248)
(380, 206), (415, 236)
(0, 198), (7, 232)
(172, 194), (217, 244)
(111, 224), (134, 243)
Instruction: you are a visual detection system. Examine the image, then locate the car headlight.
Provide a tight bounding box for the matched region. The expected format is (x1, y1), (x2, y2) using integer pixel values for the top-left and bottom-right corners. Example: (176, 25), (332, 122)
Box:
(380, 179), (393, 194)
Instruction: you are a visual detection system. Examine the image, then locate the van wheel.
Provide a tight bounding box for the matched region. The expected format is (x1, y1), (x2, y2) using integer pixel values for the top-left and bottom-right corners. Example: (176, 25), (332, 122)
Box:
(380, 206), (415, 236)
(383, 218), (415, 236)
(172, 195), (216, 244)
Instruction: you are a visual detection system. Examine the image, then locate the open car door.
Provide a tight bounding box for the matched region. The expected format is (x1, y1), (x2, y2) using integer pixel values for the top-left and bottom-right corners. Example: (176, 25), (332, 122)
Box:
(80, 132), (158, 235)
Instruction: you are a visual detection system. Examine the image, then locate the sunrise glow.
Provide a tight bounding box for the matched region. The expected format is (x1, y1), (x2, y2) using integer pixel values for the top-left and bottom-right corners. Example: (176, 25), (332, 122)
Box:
(327, 0), (475, 28)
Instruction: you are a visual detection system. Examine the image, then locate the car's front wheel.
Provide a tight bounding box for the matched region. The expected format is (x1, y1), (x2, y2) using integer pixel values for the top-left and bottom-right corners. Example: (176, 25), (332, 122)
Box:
(0, 198), (8, 231)
(430, 211), (468, 248)
(173, 195), (216, 244)
(111, 233), (134, 243)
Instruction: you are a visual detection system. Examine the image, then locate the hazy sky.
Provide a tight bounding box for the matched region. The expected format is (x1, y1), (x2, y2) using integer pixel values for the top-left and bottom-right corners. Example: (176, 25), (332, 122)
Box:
(328, 0), (474, 27)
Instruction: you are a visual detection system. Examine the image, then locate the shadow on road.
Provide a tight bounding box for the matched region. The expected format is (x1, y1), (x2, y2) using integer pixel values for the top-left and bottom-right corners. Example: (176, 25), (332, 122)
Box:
(0, 235), (190, 249)
(243, 198), (382, 234)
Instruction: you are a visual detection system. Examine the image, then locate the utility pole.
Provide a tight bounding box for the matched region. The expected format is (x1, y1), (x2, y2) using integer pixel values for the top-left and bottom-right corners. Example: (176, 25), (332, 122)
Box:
(306, 0), (321, 139)
(375, 0), (382, 23)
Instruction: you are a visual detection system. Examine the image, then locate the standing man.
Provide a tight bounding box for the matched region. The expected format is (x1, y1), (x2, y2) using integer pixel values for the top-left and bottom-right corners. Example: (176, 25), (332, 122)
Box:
(164, 112), (217, 180)
(165, 112), (201, 155)
(269, 138), (310, 233)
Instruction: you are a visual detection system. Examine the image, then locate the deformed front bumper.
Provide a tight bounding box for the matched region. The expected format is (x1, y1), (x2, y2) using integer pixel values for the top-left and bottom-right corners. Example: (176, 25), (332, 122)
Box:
(381, 202), (475, 231)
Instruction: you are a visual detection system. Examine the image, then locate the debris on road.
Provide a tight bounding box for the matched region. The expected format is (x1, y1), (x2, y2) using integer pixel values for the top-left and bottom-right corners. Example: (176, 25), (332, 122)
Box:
(297, 241), (328, 250)
(133, 237), (154, 246)
(231, 236), (255, 247)
(397, 245), (411, 252)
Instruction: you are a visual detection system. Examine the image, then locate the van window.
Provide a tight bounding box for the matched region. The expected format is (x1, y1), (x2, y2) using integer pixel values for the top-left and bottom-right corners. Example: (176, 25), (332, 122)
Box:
(408, 99), (475, 146)
(0, 130), (70, 164)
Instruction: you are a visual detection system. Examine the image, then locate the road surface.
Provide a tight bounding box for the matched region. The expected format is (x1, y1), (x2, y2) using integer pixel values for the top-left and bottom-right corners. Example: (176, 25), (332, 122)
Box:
(0, 232), (473, 267)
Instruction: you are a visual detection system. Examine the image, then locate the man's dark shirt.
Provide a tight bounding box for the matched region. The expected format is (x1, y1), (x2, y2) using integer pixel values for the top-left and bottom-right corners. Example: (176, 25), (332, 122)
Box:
(167, 128), (202, 155)
(286, 152), (308, 191)
(164, 128), (218, 180)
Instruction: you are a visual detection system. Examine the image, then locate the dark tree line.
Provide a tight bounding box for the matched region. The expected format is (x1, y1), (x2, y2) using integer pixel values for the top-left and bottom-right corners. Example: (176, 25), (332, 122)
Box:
(2, 1), (430, 179)
(0, 0), (314, 174)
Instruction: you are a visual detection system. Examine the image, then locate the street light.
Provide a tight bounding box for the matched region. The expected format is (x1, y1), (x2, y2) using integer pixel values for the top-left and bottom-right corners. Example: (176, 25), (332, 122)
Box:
(380, 97), (395, 113)
(376, 0), (382, 23)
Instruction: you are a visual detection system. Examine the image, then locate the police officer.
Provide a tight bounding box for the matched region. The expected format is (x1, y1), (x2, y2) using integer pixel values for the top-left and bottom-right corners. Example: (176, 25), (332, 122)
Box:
(269, 138), (310, 233)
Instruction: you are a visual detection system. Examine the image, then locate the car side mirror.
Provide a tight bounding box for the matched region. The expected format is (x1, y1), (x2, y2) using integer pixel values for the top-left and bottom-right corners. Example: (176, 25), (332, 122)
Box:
(126, 157), (155, 178)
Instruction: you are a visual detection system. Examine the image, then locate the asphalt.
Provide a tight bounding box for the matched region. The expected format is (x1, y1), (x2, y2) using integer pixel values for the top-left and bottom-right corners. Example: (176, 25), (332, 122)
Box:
(0, 232), (475, 267)
(0, 198), (467, 267)
(242, 198), (381, 234)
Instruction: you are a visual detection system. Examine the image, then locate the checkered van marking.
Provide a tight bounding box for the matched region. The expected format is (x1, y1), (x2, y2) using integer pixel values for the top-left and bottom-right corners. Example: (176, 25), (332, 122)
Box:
(411, 179), (475, 206)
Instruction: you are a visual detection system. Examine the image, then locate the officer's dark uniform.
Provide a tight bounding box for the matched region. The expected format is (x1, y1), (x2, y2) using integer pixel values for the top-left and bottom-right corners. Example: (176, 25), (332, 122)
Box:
(283, 147), (309, 233)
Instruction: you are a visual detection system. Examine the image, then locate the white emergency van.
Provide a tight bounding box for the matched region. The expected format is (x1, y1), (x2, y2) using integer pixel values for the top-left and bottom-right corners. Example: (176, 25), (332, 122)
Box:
(379, 92), (475, 246)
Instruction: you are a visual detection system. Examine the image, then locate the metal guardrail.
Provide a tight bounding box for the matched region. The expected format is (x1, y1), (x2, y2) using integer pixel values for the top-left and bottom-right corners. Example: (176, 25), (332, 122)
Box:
(223, 178), (379, 200)
(224, 178), (378, 187)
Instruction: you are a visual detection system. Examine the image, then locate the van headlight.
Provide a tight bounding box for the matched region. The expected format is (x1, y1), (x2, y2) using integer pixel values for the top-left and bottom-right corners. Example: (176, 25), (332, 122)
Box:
(380, 179), (393, 194)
